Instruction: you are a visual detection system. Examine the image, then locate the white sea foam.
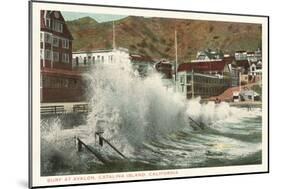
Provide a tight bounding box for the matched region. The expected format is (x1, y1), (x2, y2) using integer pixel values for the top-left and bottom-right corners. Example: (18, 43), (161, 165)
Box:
(83, 59), (259, 155)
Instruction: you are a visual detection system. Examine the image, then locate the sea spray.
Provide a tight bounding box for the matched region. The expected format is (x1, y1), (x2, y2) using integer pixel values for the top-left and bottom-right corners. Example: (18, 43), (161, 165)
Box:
(40, 59), (262, 175)
(41, 118), (97, 175)
(83, 59), (239, 156)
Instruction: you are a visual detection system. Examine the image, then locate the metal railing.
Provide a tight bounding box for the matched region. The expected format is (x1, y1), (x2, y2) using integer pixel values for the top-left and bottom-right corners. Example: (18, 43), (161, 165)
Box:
(73, 104), (89, 113)
(40, 105), (65, 115)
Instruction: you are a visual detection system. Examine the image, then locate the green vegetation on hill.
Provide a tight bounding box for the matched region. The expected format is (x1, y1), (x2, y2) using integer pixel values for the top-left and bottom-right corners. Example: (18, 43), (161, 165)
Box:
(66, 16), (262, 62)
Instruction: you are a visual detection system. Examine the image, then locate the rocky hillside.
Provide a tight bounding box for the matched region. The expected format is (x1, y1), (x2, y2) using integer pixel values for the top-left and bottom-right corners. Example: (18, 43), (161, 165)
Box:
(66, 16), (262, 62)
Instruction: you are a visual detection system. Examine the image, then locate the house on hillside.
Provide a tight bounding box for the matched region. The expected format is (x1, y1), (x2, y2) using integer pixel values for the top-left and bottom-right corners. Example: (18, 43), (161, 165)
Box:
(192, 49), (224, 62)
(232, 49), (263, 85)
(40, 10), (85, 103)
(234, 50), (248, 61)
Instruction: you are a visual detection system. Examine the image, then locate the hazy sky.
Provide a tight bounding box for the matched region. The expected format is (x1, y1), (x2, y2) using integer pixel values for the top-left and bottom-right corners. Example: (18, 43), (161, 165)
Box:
(62, 11), (127, 22)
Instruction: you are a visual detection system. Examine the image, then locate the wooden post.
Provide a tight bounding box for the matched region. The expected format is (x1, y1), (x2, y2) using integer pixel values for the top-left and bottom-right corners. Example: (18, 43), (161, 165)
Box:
(191, 70), (194, 99)
(95, 132), (127, 160)
(77, 138), (82, 152)
(99, 137), (103, 146)
(101, 136), (128, 160)
(76, 137), (108, 164)
(175, 30), (178, 85)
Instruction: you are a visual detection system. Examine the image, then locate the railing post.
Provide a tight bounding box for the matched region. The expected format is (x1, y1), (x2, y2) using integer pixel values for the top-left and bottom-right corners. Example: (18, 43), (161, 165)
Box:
(77, 138), (82, 152)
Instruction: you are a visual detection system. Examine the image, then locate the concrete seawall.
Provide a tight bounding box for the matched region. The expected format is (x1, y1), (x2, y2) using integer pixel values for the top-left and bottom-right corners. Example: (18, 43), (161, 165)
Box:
(229, 101), (262, 108)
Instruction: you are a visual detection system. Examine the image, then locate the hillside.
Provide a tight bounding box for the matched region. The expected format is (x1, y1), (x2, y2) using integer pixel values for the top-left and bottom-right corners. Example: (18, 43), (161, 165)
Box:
(66, 16), (262, 62)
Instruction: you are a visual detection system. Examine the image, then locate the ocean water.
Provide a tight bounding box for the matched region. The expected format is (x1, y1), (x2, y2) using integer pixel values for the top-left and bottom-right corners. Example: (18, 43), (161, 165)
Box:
(40, 60), (262, 176)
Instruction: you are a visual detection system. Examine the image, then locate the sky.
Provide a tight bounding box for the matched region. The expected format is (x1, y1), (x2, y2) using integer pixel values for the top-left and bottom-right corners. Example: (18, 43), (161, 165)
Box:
(62, 11), (127, 22)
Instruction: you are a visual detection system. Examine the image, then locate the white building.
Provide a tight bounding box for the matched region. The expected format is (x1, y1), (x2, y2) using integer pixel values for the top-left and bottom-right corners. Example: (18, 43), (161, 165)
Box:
(192, 49), (223, 62)
(72, 47), (130, 68)
(234, 51), (248, 61)
(249, 61), (262, 76)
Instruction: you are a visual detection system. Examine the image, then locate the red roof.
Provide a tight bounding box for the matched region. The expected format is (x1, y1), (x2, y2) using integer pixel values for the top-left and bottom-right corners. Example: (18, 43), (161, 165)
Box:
(41, 68), (82, 78)
(178, 60), (228, 73)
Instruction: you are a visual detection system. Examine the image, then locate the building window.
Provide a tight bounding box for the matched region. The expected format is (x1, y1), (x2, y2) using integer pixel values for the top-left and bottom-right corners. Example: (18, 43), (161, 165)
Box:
(53, 51), (59, 62)
(53, 36), (59, 47)
(88, 56), (91, 64)
(44, 33), (52, 44)
(62, 79), (69, 88)
(40, 49), (44, 59)
(62, 39), (69, 49)
(46, 18), (51, 28)
(45, 50), (51, 60)
(84, 57), (87, 65)
(109, 55), (113, 63)
(92, 56), (95, 64)
(180, 76), (184, 84)
(101, 56), (104, 63)
(53, 20), (63, 33)
(40, 32), (43, 42)
(62, 53), (69, 63)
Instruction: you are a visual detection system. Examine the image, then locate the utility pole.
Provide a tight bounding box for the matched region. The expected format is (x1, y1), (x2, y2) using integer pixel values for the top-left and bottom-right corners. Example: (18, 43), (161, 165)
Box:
(239, 71), (241, 92)
(175, 30), (178, 91)
(191, 69), (194, 99)
(112, 21), (116, 49)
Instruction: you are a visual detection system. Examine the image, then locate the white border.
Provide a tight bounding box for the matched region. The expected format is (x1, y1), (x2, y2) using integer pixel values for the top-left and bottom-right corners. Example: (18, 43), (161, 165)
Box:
(31, 1), (268, 187)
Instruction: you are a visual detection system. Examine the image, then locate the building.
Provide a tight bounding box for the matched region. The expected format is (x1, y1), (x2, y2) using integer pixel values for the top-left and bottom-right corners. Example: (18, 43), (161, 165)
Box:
(41, 68), (85, 102)
(192, 49), (224, 62)
(40, 10), (85, 103)
(130, 54), (155, 76)
(234, 50), (248, 61)
(72, 48), (157, 77)
(72, 48), (131, 70)
(240, 90), (261, 101)
(41, 10), (73, 70)
(247, 49), (262, 62)
(233, 49), (263, 85)
(155, 60), (173, 79)
(176, 60), (232, 99)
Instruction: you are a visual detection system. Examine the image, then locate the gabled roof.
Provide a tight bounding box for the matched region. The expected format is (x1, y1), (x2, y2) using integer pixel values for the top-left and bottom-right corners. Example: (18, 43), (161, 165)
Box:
(178, 60), (228, 73)
(235, 50), (247, 53)
(40, 10), (73, 40)
(247, 51), (255, 55)
(130, 54), (154, 63)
